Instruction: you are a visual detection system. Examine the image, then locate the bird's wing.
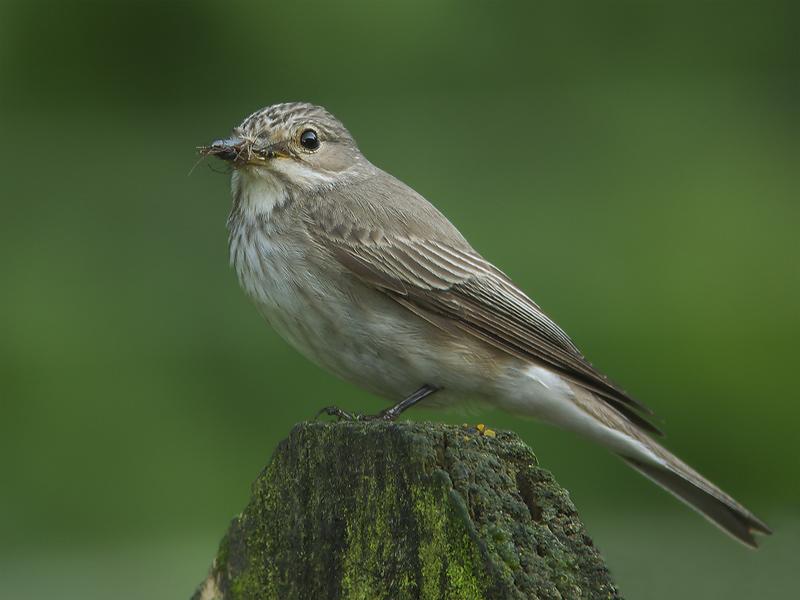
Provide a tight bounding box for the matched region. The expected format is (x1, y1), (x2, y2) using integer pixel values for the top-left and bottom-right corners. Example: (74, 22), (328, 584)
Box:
(312, 226), (662, 435)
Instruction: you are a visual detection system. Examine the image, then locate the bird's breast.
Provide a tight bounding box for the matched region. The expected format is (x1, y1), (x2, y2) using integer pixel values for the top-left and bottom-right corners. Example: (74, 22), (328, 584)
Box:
(228, 215), (386, 385)
(229, 216), (322, 347)
(226, 210), (509, 405)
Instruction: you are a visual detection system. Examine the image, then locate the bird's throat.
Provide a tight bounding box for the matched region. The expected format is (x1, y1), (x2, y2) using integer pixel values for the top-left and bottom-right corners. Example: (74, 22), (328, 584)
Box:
(231, 169), (290, 220)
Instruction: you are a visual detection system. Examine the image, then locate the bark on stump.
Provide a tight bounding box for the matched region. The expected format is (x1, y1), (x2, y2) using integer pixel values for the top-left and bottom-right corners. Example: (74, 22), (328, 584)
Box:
(193, 421), (621, 600)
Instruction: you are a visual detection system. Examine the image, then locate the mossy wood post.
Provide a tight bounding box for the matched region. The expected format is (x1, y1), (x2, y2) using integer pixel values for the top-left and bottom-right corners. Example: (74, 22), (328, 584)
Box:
(193, 421), (621, 600)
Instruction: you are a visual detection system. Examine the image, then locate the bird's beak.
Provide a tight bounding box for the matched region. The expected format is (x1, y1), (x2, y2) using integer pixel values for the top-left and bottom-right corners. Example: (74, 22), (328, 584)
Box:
(198, 137), (291, 165)
(198, 137), (250, 164)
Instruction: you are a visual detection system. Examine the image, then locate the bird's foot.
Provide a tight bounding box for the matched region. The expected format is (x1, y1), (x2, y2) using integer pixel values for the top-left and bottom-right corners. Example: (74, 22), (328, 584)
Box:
(315, 406), (396, 422)
(315, 384), (441, 422)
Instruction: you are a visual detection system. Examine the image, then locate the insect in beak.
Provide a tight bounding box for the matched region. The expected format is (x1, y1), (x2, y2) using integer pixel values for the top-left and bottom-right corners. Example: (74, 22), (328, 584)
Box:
(198, 137), (248, 162)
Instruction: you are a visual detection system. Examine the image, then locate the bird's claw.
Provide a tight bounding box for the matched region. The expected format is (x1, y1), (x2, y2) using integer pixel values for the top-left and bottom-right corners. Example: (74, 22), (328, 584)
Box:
(315, 406), (357, 421)
(315, 385), (439, 422)
(314, 406), (397, 422)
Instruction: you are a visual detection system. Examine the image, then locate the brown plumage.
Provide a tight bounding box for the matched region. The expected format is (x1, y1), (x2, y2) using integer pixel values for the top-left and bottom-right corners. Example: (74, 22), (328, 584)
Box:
(206, 101), (771, 547)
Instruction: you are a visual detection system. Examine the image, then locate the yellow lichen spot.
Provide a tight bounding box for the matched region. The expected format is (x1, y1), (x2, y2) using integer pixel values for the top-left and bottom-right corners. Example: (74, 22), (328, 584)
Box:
(483, 429), (496, 438)
(476, 423), (486, 433)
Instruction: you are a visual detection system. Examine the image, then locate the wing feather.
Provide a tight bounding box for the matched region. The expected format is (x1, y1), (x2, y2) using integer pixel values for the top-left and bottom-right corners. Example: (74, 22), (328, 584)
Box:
(316, 227), (661, 435)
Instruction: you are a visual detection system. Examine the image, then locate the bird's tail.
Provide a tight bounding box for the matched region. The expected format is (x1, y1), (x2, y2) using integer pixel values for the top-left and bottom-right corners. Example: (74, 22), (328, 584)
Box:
(617, 438), (772, 547)
(560, 382), (772, 546)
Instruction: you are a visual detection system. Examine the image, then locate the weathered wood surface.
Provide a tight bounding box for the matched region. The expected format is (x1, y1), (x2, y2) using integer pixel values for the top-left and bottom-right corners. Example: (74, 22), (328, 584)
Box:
(193, 421), (620, 600)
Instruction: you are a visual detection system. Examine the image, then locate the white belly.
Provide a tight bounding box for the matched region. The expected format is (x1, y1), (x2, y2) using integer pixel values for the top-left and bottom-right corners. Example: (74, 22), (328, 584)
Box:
(230, 216), (475, 402)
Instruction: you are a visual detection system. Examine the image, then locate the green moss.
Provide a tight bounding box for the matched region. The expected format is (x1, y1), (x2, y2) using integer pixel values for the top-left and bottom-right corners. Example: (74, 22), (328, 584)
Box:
(412, 481), (485, 600)
(340, 469), (402, 598)
(193, 421), (621, 600)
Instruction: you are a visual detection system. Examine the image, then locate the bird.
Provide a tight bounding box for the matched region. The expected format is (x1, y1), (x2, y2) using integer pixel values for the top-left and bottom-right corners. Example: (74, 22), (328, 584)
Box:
(200, 101), (771, 547)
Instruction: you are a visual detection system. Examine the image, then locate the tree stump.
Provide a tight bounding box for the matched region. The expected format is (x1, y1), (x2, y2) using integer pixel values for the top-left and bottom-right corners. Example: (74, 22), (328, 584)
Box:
(192, 421), (621, 600)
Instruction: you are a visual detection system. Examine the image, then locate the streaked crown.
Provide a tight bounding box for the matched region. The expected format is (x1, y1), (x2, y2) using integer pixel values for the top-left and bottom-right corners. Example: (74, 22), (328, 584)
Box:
(235, 102), (354, 145)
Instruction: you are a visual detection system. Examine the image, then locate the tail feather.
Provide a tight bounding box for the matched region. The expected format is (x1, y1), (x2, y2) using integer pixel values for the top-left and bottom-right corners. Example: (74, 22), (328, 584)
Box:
(619, 451), (772, 548)
(544, 379), (771, 546)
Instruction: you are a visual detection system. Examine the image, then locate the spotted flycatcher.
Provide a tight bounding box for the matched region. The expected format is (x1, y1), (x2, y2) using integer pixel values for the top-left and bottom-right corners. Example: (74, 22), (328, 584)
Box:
(201, 102), (770, 547)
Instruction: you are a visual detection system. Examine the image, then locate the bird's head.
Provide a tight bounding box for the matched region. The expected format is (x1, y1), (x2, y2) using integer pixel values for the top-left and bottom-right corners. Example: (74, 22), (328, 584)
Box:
(200, 102), (367, 194)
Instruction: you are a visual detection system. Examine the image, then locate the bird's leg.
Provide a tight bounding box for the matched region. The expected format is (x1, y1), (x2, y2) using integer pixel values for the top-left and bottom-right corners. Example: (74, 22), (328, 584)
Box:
(375, 384), (440, 420)
(315, 384), (440, 422)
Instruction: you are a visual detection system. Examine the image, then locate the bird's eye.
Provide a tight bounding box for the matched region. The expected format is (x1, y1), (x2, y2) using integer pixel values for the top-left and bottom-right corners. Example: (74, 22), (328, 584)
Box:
(300, 129), (320, 151)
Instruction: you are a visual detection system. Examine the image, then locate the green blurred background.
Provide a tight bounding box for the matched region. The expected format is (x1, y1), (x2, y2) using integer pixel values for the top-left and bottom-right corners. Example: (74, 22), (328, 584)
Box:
(1, 1), (798, 597)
